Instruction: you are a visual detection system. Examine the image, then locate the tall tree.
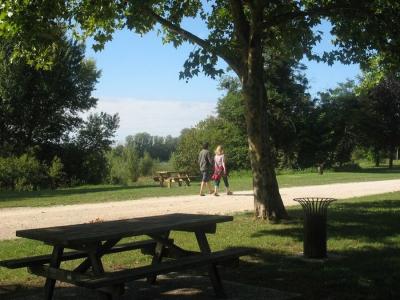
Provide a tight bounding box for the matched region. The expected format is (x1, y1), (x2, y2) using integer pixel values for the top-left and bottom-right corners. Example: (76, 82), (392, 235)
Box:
(2, 1), (400, 219)
(0, 37), (100, 156)
(314, 81), (360, 167)
(63, 112), (120, 184)
(358, 76), (400, 168)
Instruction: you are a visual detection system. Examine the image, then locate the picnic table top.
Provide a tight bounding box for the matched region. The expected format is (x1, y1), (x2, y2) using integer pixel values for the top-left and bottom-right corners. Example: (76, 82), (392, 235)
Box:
(16, 213), (233, 247)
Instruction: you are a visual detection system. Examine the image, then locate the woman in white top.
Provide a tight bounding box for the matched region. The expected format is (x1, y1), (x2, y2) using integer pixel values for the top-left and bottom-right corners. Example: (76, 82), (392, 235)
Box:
(212, 145), (232, 196)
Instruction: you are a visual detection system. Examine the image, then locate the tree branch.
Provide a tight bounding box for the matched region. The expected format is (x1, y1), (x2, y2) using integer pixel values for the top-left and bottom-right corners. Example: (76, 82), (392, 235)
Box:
(229, 0), (250, 49)
(263, 4), (373, 28)
(142, 6), (241, 74)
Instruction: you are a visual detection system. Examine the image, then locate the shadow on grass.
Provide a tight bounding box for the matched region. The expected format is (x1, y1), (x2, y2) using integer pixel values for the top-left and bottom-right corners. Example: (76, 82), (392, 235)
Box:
(0, 184), (158, 202)
(252, 199), (400, 246)
(0, 270), (302, 300)
(236, 198), (400, 299)
(220, 245), (400, 300)
(336, 166), (400, 174)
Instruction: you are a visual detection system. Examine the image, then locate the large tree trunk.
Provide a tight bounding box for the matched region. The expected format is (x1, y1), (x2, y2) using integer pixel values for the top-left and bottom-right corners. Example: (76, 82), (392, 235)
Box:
(242, 81), (288, 220)
(240, 3), (288, 220)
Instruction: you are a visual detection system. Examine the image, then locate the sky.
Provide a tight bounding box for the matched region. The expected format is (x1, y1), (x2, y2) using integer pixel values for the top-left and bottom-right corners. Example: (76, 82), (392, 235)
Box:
(85, 21), (361, 142)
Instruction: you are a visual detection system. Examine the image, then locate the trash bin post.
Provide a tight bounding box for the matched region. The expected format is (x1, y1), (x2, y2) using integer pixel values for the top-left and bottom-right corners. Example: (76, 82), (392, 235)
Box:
(294, 197), (336, 259)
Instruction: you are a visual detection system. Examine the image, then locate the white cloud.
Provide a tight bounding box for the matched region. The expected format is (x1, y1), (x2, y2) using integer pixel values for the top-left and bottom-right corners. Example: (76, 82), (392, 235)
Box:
(88, 97), (217, 142)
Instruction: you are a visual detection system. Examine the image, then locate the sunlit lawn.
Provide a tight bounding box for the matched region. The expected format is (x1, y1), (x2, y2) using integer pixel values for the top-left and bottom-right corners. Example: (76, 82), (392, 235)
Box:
(1, 192), (399, 299)
(0, 165), (400, 208)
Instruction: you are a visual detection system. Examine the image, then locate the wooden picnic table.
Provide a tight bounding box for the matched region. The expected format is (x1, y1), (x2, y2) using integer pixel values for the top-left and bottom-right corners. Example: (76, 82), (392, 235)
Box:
(153, 171), (194, 188)
(1, 213), (251, 300)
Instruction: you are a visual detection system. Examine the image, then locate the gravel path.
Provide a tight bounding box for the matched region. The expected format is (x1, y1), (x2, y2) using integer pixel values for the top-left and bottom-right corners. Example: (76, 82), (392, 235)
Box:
(1, 179), (400, 240)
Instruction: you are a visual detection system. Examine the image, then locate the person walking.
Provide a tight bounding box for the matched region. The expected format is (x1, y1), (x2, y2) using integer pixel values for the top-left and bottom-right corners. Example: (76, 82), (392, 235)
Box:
(198, 142), (213, 196)
(212, 145), (232, 196)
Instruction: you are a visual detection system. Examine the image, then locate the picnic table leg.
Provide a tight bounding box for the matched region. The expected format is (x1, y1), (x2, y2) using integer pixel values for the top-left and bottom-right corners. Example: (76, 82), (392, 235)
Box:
(75, 241), (122, 300)
(74, 239), (120, 273)
(87, 248), (124, 300)
(195, 231), (227, 298)
(147, 231), (170, 284)
(44, 246), (64, 300)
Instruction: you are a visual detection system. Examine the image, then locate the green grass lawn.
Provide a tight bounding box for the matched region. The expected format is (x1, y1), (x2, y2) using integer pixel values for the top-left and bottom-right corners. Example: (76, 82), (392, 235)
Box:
(1, 166), (400, 208)
(1, 192), (399, 299)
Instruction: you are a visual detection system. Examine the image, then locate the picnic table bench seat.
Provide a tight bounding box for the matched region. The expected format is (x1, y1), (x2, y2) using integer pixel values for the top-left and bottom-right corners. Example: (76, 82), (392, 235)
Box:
(0, 239), (162, 269)
(28, 247), (252, 289)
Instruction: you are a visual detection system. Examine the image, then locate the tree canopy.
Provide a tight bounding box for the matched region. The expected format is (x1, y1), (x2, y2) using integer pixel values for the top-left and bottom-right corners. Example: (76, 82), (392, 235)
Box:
(0, 36), (100, 156)
(1, 1), (399, 70)
(358, 76), (400, 168)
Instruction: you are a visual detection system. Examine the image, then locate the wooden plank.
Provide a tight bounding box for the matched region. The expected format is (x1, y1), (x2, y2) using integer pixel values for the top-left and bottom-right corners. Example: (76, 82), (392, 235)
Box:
(29, 265), (91, 286)
(16, 214), (233, 246)
(0, 240), (159, 269)
(29, 248), (252, 289)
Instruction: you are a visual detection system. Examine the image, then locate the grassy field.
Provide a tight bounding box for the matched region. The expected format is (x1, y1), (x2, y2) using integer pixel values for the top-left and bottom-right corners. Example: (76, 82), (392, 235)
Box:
(0, 166), (400, 208)
(1, 191), (399, 299)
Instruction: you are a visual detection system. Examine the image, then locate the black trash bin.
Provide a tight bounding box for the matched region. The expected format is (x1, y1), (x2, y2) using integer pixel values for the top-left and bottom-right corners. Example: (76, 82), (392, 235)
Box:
(293, 197), (336, 258)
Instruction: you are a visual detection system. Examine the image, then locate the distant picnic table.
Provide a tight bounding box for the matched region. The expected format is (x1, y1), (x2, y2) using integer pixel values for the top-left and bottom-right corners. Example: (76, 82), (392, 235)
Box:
(0, 213), (251, 300)
(153, 171), (197, 188)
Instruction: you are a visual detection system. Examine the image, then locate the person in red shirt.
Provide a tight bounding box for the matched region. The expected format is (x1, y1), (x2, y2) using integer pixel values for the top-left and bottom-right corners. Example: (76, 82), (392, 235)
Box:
(212, 145), (232, 196)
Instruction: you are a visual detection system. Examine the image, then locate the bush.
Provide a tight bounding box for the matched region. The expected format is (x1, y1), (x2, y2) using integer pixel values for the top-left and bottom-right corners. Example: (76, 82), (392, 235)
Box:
(0, 157), (17, 189)
(125, 147), (140, 182)
(139, 152), (154, 176)
(333, 162), (361, 171)
(351, 147), (370, 161)
(48, 156), (65, 189)
(107, 153), (131, 185)
(106, 147), (140, 184)
(0, 154), (47, 190)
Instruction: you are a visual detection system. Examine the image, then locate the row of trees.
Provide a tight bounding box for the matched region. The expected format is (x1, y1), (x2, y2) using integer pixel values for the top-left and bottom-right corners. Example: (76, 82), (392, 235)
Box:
(174, 63), (400, 174)
(125, 133), (178, 161)
(174, 49), (400, 172)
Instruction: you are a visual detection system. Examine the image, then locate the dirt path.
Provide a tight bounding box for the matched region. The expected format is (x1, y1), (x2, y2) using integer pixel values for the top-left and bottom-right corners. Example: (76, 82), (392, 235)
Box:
(1, 179), (400, 240)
